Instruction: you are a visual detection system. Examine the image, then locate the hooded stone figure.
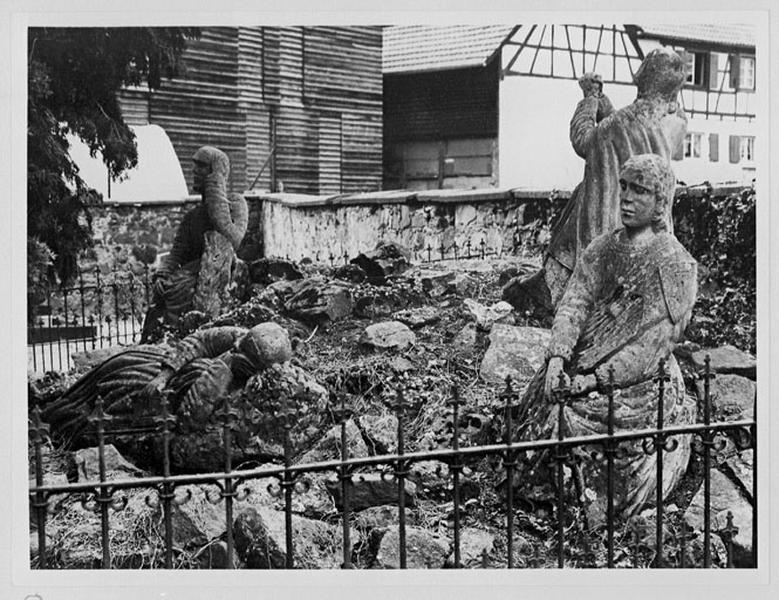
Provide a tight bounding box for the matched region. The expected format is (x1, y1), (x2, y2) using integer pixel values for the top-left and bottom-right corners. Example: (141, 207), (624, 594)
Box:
(507, 154), (698, 519)
(504, 48), (688, 313)
(141, 146), (249, 340)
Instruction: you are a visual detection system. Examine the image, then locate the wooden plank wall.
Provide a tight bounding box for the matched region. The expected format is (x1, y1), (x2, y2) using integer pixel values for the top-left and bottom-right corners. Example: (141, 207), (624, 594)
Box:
(118, 26), (383, 197)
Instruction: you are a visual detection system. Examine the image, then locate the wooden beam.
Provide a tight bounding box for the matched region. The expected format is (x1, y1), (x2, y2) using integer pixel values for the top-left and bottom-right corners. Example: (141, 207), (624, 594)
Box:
(503, 25), (537, 75)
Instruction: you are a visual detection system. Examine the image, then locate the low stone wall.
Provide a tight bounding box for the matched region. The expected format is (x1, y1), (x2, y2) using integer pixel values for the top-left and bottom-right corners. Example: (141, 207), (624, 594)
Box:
(250, 189), (570, 263)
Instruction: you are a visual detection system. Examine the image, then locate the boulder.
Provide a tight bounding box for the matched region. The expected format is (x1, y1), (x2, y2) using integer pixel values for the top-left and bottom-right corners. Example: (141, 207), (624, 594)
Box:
(350, 241), (412, 284)
(375, 526), (450, 569)
(407, 268), (475, 298)
(166, 484), (230, 548)
(694, 373), (755, 422)
(283, 278), (353, 323)
(333, 264), (367, 284)
(389, 356), (415, 373)
(463, 298), (515, 331)
(359, 321), (416, 352)
(721, 450), (754, 501)
(392, 306), (441, 329)
(445, 527), (495, 568)
(233, 506), (358, 569)
(358, 413), (399, 455)
(325, 472), (417, 511)
(691, 345), (756, 379)
(248, 258), (303, 285)
(479, 324), (550, 387)
(296, 419), (369, 464)
(74, 444), (143, 482)
(353, 505), (402, 531)
(452, 322), (478, 349)
(684, 469), (754, 566)
(501, 269), (553, 318)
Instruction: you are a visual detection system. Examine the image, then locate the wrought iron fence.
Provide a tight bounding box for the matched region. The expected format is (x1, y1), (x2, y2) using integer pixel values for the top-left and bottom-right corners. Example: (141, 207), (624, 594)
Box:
(28, 358), (756, 569)
(28, 266), (152, 373)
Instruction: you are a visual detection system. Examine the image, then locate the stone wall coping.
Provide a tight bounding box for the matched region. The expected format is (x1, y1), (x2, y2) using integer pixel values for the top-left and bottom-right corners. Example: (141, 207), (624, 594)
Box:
(244, 188), (574, 208)
(96, 183), (751, 210)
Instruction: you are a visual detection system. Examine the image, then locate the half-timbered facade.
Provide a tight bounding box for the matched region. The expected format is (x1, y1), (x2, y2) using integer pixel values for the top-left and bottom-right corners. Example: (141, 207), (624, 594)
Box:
(383, 24), (757, 191)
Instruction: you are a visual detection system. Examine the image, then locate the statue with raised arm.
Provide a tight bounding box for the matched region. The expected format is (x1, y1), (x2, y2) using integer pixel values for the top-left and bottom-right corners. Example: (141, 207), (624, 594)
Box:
(141, 146), (249, 340)
(510, 154), (697, 518)
(504, 48), (688, 313)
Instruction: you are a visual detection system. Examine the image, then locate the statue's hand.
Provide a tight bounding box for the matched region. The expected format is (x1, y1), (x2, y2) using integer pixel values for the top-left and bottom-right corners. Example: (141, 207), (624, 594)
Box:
(578, 72), (604, 98)
(570, 373), (598, 396)
(152, 274), (171, 298)
(142, 368), (174, 400)
(545, 356), (570, 401)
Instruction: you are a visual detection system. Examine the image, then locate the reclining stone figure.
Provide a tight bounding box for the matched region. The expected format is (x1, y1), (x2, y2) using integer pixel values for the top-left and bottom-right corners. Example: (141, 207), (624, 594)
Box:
(510, 154), (697, 518)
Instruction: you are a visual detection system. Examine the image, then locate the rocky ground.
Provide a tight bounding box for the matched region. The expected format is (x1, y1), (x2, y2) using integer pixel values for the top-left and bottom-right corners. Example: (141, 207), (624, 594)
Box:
(28, 244), (756, 569)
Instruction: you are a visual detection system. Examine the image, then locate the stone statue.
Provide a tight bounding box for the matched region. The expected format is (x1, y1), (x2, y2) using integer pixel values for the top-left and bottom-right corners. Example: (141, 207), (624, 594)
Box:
(510, 154), (697, 518)
(141, 146), (249, 340)
(43, 322), (292, 442)
(504, 48), (688, 313)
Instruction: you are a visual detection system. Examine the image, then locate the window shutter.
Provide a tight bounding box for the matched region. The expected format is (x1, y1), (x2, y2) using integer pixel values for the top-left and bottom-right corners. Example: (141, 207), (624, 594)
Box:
(728, 135), (740, 163)
(708, 53), (719, 89)
(729, 54), (740, 89)
(709, 133), (719, 162)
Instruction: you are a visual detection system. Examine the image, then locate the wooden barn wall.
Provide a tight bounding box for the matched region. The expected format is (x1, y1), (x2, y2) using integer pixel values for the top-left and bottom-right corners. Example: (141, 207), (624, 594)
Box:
(383, 61), (500, 143)
(118, 26), (383, 197)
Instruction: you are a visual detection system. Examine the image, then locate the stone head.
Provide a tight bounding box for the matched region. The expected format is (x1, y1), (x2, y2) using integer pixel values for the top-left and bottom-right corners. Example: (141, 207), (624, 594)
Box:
(618, 154), (676, 232)
(633, 48), (686, 102)
(231, 322), (293, 377)
(192, 146), (230, 193)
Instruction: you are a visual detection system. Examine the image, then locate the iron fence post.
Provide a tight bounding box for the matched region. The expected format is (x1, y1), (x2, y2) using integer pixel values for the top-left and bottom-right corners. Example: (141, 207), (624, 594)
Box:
(87, 395), (113, 568)
(604, 366), (616, 568)
(334, 392), (353, 569)
(552, 369), (571, 569)
(29, 407), (50, 568)
(78, 267), (89, 352)
(500, 376), (518, 569)
(393, 388), (409, 569)
(654, 359), (670, 568)
(448, 385), (463, 568)
(702, 355), (713, 568)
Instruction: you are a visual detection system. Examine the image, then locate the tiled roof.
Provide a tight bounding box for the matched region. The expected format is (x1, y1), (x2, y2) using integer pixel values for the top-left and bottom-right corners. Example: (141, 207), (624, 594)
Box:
(636, 24), (755, 49)
(383, 25), (517, 74)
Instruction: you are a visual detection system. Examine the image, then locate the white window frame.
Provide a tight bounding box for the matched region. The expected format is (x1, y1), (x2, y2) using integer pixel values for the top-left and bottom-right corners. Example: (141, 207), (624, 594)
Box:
(739, 56), (755, 90)
(684, 132), (703, 159)
(740, 136), (755, 163)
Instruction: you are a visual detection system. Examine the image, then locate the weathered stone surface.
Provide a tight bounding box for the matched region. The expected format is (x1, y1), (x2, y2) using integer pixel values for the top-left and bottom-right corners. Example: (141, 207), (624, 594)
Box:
(248, 257), (303, 285)
(463, 298), (515, 331)
(445, 528), (495, 568)
(167, 485), (229, 548)
(192, 540), (238, 569)
(375, 526), (450, 569)
(691, 345), (756, 379)
(479, 324), (550, 387)
(389, 356), (415, 373)
(694, 373), (755, 422)
(192, 231), (234, 318)
(408, 460), (450, 493)
(392, 306), (441, 329)
(684, 469), (753, 565)
(358, 413), (398, 454)
(333, 264), (367, 284)
(359, 321), (416, 351)
(452, 322), (478, 349)
(350, 241), (412, 284)
(234, 506), (358, 569)
(325, 473), (417, 511)
(243, 321), (294, 366)
(408, 268), (475, 298)
(498, 260), (540, 286)
(297, 419), (369, 464)
(75, 444), (143, 482)
(353, 505), (401, 531)
(502, 269), (554, 317)
(721, 449), (754, 500)
(283, 278), (353, 323)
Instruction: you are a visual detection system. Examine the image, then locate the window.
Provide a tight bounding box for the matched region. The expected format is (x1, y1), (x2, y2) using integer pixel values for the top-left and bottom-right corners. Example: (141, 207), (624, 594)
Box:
(739, 56), (755, 90)
(740, 136), (755, 163)
(729, 135), (755, 164)
(682, 50), (709, 87)
(684, 132), (703, 158)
